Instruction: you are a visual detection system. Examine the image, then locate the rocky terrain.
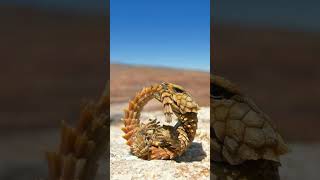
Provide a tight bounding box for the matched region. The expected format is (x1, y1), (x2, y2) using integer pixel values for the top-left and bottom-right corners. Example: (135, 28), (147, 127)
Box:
(110, 106), (210, 180)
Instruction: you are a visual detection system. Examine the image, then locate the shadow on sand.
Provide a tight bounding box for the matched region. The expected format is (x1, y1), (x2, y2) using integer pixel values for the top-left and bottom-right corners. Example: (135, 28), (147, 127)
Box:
(175, 142), (207, 162)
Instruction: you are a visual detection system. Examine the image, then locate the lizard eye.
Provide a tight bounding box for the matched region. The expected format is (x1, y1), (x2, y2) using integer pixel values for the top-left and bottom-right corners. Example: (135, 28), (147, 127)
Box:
(211, 83), (234, 99)
(173, 87), (184, 93)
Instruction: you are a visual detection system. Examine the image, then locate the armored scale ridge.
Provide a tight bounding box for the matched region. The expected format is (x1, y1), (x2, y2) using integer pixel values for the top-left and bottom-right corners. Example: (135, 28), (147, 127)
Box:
(121, 82), (200, 160)
(211, 74), (289, 180)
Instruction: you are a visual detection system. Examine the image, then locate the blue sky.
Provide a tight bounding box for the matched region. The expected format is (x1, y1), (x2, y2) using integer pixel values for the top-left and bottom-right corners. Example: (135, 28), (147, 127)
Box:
(110, 0), (210, 71)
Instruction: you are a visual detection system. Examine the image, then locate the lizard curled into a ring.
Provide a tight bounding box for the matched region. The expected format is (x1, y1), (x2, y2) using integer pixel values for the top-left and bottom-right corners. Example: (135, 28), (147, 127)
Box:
(121, 82), (199, 160)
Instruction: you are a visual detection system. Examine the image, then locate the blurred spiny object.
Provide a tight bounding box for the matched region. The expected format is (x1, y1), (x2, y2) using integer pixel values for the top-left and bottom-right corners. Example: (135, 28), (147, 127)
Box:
(210, 75), (289, 180)
(46, 84), (109, 180)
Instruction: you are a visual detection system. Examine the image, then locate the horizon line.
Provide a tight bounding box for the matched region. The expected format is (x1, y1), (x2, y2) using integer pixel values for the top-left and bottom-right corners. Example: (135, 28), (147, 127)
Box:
(110, 62), (210, 73)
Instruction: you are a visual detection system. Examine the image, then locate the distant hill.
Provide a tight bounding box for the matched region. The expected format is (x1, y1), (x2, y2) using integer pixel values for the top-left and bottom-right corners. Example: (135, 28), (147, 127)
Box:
(110, 64), (210, 106)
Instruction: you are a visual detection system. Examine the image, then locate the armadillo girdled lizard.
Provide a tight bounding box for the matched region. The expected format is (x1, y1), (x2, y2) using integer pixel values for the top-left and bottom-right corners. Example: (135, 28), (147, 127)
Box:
(121, 82), (199, 160)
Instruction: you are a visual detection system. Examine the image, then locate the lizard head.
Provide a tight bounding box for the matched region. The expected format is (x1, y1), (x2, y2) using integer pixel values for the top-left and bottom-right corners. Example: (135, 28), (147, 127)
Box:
(154, 82), (199, 122)
(211, 75), (241, 100)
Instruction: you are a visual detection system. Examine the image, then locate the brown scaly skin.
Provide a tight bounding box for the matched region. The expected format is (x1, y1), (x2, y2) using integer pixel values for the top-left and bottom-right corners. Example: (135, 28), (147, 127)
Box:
(211, 74), (289, 180)
(121, 82), (199, 160)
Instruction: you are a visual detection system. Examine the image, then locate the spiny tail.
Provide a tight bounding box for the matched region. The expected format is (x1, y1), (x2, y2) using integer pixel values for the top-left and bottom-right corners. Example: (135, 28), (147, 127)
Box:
(121, 84), (162, 146)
